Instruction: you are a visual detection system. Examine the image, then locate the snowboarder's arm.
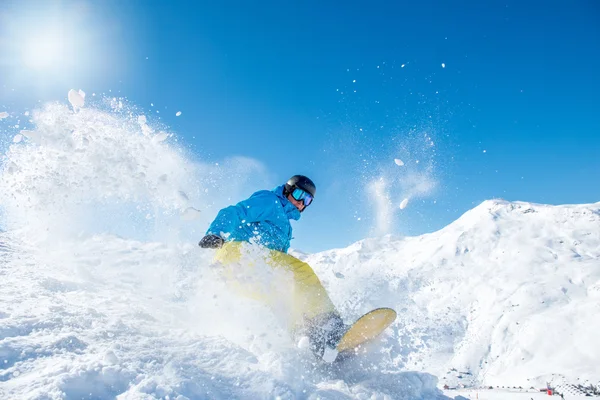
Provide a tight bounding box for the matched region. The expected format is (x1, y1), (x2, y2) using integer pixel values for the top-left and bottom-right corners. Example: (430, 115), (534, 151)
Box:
(199, 234), (224, 248)
(205, 191), (277, 237)
(235, 191), (279, 223)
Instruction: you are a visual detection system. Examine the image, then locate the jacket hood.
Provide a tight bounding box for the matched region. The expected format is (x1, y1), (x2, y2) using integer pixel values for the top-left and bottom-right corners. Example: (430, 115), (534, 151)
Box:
(273, 185), (301, 221)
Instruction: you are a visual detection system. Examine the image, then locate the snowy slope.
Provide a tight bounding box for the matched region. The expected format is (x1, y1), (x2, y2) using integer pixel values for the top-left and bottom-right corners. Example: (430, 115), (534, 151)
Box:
(0, 97), (447, 399)
(306, 200), (600, 390)
(0, 233), (447, 399)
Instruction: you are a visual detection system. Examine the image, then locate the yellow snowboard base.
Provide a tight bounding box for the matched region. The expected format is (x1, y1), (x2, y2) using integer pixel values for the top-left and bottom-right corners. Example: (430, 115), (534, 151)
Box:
(337, 307), (397, 353)
(321, 307), (396, 363)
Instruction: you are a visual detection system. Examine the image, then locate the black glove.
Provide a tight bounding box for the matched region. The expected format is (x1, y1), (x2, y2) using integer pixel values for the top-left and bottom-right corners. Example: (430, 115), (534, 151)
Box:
(199, 234), (224, 249)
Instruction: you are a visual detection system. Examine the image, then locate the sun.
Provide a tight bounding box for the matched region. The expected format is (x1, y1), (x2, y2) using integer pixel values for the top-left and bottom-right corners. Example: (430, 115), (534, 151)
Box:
(1, 2), (111, 83)
(21, 27), (70, 71)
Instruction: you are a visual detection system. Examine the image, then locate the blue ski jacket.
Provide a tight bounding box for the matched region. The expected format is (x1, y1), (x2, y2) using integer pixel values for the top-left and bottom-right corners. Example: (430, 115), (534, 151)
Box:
(206, 185), (301, 253)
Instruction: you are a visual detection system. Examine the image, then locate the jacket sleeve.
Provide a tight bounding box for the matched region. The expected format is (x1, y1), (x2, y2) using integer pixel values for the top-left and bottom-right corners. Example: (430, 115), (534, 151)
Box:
(206, 191), (279, 237)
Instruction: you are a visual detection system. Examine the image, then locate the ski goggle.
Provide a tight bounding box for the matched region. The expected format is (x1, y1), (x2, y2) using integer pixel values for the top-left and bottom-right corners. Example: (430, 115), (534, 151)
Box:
(291, 188), (313, 206)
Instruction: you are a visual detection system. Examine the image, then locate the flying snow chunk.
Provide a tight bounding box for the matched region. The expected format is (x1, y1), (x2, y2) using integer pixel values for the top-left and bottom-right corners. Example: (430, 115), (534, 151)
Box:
(13, 134), (23, 143)
(137, 115), (153, 136)
(0, 112), (8, 119)
(322, 347), (339, 363)
(297, 336), (310, 349)
(180, 207), (201, 221)
(399, 198), (409, 210)
(20, 130), (41, 144)
(68, 89), (85, 109)
(394, 158), (405, 166)
(178, 190), (189, 202)
(153, 132), (169, 143)
(176, 111), (182, 117)
(442, 63), (446, 68)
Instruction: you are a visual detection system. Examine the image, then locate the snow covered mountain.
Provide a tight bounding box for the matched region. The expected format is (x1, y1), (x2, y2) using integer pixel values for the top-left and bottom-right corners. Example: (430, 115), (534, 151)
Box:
(306, 199), (600, 390)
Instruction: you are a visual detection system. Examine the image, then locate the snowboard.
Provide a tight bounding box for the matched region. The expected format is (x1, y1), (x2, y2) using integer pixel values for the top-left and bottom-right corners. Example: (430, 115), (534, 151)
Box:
(322, 307), (397, 363)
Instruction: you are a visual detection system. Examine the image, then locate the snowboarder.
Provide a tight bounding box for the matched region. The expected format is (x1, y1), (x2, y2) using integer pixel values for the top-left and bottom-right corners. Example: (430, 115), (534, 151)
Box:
(198, 174), (315, 252)
(199, 175), (346, 360)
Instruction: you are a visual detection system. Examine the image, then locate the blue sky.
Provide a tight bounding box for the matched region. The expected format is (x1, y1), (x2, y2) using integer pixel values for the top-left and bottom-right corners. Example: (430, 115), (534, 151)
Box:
(1, 0), (599, 252)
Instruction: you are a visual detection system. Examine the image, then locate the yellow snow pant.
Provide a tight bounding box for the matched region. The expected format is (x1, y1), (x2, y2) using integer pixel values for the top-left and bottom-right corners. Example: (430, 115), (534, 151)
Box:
(213, 241), (338, 332)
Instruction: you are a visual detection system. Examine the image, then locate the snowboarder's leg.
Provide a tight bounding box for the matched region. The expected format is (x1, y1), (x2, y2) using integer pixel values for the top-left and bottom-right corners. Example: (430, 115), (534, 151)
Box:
(265, 249), (338, 323)
(214, 242), (339, 323)
(213, 241), (345, 359)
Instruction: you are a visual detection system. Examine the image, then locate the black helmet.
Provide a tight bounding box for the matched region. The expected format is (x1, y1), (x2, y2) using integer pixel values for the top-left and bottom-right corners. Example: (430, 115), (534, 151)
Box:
(284, 175), (316, 197)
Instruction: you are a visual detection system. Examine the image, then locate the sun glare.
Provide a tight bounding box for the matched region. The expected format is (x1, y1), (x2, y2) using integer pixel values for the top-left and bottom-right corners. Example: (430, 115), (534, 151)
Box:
(2, 3), (109, 83)
(22, 29), (69, 70)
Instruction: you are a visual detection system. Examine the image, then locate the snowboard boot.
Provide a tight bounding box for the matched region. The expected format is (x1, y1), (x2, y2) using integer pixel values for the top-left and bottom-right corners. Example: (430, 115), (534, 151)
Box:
(305, 312), (347, 363)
